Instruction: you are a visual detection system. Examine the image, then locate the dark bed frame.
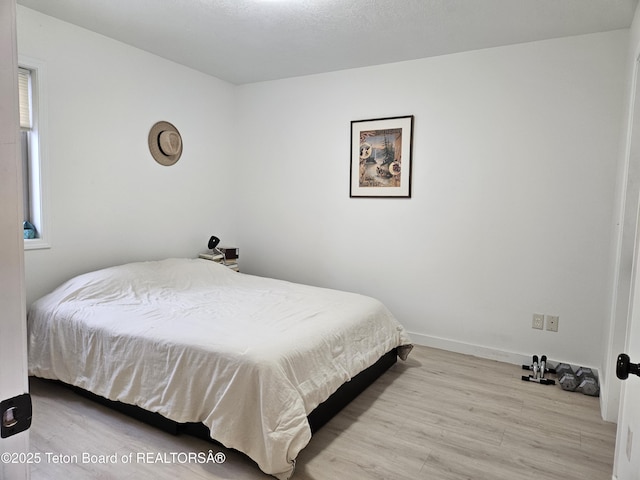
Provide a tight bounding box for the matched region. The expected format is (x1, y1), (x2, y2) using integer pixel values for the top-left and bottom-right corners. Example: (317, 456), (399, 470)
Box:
(60, 348), (398, 441)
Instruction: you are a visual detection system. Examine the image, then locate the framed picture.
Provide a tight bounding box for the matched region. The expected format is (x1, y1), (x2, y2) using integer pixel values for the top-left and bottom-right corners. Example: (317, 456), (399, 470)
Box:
(350, 115), (414, 198)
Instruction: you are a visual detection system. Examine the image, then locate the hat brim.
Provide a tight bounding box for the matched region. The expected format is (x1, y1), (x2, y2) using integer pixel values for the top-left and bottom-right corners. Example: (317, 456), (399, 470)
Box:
(149, 121), (182, 166)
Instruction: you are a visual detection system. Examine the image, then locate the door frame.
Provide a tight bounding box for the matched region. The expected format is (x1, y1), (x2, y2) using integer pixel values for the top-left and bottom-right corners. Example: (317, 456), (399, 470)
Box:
(0, 0), (31, 478)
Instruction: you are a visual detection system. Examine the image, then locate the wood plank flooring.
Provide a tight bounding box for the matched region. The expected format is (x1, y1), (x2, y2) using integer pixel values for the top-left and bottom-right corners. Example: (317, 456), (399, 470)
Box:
(28, 345), (616, 479)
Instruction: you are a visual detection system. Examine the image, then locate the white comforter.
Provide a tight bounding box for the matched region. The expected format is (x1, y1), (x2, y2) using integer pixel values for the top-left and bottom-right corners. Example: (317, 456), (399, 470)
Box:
(27, 258), (412, 479)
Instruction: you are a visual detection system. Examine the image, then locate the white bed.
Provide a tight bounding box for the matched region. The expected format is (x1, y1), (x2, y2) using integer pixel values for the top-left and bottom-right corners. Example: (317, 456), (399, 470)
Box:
(27, 258), (412, 479)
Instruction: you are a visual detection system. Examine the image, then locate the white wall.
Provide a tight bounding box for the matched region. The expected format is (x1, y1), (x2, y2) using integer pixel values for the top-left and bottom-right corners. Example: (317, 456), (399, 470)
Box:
(17, 4), (629, 374)
(18, 7), (238, 305)
(235, 31), (628, 369)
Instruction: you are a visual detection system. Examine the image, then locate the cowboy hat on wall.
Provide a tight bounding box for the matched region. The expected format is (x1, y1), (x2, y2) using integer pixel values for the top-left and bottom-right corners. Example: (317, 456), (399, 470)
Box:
(148, 121), (183, 166)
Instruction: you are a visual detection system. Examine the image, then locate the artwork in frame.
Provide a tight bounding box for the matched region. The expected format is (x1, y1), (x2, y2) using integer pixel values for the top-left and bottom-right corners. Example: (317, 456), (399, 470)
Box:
(350, 115), (414, 198)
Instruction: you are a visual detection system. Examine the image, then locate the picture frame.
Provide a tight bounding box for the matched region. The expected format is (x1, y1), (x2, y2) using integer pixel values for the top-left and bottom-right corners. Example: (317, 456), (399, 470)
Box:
(350, 115), (414, 198)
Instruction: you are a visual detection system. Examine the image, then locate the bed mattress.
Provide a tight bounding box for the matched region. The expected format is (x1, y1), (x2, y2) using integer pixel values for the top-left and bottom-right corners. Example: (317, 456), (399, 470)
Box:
(27, 258), (412, 479)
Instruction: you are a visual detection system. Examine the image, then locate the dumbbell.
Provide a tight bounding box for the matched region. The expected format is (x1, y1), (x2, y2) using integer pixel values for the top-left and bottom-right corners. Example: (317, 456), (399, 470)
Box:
(556, 363), (579, 391)
(576, 367), (599, 397)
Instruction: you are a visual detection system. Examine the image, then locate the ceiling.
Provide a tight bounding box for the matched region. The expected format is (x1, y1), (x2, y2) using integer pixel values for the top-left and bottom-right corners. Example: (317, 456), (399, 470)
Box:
(16, 0), (639, 85)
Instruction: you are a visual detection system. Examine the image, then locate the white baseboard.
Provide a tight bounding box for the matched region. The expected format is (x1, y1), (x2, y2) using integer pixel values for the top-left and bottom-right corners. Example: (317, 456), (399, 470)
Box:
(407, 331), (531, 366)
(407, 331), (602, 372)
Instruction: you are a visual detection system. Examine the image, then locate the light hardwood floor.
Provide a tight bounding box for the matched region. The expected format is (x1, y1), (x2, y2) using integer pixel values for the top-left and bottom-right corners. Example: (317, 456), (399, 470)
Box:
(28, 345), (616, 480)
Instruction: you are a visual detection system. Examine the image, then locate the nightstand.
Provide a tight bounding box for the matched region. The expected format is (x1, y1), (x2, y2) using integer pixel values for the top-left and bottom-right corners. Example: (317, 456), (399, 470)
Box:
(198, 246), (239, 271)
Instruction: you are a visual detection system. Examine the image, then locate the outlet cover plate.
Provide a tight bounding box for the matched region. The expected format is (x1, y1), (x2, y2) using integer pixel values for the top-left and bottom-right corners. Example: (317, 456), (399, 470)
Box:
(532, 314), (544, 330)
(546, 315), (559, 332)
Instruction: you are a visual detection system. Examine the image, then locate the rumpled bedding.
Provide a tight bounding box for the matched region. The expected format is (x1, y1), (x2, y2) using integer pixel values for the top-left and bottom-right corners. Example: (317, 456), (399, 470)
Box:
(27, 258), (412, 479)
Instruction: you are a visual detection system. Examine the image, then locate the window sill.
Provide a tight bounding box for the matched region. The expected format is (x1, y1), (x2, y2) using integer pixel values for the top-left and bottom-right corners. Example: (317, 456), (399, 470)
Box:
(24, 238), (50, 250)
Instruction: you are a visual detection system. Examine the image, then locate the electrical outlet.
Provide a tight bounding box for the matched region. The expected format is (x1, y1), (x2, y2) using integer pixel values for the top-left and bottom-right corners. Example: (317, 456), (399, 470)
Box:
(627, 426), (633, 462)
(546, 315), (559, 332)
(532, 314), (544, 330)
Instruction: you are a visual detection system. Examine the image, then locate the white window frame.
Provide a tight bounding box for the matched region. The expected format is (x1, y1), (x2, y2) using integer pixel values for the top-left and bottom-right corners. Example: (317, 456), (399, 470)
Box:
(19, 55), (50, 250)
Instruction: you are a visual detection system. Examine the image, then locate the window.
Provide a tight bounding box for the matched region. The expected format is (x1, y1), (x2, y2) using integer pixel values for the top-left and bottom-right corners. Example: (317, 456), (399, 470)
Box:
(18, 57), (49, 250)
